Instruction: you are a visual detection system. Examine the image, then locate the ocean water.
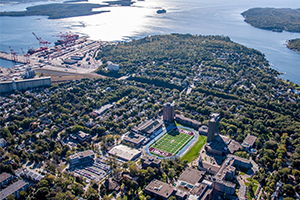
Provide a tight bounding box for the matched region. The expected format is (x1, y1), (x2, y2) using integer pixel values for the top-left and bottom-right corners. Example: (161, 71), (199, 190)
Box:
(0, 0), (300, 83)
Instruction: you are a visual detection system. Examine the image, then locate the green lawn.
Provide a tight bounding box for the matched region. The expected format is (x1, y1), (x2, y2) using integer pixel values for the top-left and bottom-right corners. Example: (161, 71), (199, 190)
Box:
(180, 135), (207, 163)
(150, 129), (193, 155)
(245, 178), (259, 199)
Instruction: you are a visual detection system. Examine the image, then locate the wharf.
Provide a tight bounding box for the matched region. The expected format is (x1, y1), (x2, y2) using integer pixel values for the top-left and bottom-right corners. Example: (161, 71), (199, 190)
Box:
(0, 52), (26, 64)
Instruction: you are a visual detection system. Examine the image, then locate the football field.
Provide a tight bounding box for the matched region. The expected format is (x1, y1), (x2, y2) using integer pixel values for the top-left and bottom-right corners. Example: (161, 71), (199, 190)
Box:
(149, 128), (194, 157)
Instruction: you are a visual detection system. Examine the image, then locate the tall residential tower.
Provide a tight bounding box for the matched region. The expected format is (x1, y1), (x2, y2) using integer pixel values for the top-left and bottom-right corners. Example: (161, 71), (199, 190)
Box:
(163, 102), (175, 122)
(207, 113), (220, 142)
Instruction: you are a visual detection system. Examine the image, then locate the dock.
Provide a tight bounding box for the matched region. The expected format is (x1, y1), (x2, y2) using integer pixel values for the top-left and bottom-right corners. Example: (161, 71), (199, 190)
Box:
(0, 52), (26, 64)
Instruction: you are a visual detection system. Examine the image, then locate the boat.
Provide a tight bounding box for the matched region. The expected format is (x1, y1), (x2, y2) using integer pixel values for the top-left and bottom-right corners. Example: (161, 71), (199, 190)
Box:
(27, 47), (48, 55)
(157, 9), (166, 14)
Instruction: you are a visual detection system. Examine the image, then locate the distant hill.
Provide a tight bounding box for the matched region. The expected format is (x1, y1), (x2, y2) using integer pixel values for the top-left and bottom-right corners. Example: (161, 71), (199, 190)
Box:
(0, 0), (134, 19)
(241, 8), (300, 33)
(287, 38), (300, 53)
(0, 3), (109, 19)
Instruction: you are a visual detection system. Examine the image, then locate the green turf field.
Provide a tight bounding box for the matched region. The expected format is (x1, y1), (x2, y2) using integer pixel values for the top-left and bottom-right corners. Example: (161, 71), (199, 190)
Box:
(150, 129), (193, 155)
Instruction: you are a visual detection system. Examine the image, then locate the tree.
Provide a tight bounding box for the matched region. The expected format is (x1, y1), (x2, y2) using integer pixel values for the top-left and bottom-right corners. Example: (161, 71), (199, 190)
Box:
(282, 184), (295, 197)
(19, 191), (27, 200)
(35, 187), (49, 200)
(7, 194), (15, 200)
(168, 196), (176, 200)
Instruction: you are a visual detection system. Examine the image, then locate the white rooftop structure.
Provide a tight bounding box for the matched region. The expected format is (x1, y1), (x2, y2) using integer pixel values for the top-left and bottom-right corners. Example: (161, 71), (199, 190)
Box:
(108, 144), (141, 161)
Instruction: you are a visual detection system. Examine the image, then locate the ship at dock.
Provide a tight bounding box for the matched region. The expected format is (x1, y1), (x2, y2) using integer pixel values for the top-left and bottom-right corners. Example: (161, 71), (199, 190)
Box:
(54, 32), (80, 46)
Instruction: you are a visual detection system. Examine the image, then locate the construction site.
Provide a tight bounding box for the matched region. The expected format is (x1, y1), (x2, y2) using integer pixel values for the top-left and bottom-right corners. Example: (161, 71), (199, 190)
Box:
(0, 32), (106, 83)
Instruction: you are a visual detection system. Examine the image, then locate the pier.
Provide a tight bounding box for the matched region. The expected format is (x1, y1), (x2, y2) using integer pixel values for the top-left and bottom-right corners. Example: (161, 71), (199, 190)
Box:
(0, 51), (26, 64)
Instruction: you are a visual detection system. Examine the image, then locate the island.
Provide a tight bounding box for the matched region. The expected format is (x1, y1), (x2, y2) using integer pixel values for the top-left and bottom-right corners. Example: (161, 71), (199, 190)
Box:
(287, 38), (300, 53)
(241, 7), (300, 33)
(0, 0), (134, 19)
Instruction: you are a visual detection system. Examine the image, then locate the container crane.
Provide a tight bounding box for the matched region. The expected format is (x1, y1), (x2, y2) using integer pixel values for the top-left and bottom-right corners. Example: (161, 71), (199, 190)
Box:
(21, 48), (30, 64)
(32, 32), (51, 47)
(9, 46), (18, 62)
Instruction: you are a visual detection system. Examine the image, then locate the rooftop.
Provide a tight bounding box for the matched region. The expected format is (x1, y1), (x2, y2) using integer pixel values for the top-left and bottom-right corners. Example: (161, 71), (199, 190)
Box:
(0, 172), (12, 183)
(242, 134), (257, 148)
(227, 140), (241, 154)
(23, 168), (44, 182)
(0, 180), (29, 200)
(78, 131), (90, 138)
(123, 132), (145, 145)
(198, 161), (220, 175)
(69, 150), (95, 160)
(145, 179), (174, 199)
(175, 114), (202, 126)
(190, 183), (208, 196)
(178, 168), (205, 186)
(108, 144), (141, 161)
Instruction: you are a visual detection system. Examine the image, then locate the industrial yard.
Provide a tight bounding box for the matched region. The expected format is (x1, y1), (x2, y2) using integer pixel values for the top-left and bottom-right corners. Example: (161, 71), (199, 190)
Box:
(0, 32), (105, 83)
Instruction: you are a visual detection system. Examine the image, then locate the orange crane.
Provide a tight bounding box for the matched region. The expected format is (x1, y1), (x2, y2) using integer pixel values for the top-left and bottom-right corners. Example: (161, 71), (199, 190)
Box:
(21, 48), (30, 64)
(9, 46), (18, 62)
(32, 32), (51, 47)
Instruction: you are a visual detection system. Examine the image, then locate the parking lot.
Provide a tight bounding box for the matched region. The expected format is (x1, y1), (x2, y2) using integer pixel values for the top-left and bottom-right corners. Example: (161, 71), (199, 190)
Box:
(73, 157), (111, 182)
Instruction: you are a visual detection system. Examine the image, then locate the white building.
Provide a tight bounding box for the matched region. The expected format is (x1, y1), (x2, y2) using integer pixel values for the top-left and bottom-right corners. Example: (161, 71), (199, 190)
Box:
(107, 61), (119, 71)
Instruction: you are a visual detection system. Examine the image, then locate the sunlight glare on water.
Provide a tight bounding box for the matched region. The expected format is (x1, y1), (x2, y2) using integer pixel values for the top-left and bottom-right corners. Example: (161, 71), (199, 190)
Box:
(61, 0), (171, 41)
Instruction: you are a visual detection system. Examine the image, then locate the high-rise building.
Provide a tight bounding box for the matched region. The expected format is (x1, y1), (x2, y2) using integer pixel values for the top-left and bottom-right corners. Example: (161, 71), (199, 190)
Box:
(163, 102), (175, 122)
(207, 113), (220, 142)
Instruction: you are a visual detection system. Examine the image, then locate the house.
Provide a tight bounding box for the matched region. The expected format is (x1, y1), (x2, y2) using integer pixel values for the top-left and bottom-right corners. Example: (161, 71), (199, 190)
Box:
(145, 179), (174, 200)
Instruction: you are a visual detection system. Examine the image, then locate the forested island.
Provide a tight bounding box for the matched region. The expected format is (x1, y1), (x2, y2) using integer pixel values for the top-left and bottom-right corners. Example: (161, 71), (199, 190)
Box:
(0, 0), (134, 19)
(241, 8), (300, 33)
(287, 38), (300, 53)
(0, 34), (300, 200)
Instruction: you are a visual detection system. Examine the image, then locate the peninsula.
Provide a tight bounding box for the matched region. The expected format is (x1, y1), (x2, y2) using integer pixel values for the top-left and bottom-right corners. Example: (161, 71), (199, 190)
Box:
(0, 0), (134, 19)
(241, 7), (300, 33)
(287, 38), (300, 53)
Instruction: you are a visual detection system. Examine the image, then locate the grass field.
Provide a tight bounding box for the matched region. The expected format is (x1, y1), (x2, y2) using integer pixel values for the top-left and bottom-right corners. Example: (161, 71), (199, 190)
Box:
(180, 135), (207, 163)
(150, 128), (193, 156)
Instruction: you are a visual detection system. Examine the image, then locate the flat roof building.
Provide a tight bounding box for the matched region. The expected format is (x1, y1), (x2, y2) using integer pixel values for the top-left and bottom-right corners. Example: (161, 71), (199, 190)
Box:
(178, 168), (206, 186)
(242, 134), (257, 151)
(175, 114), (202, 129)
(23, 168), (44, 182)
(145, 179), (174, 200)
(69, 150), (95, 168)
(123, 132), (146, 146)
(132, 119), (163, 137)
(108, 144), (141, 161)
(77, 131), (92, 143)
(141, 155), (161, 169)
(0, 180), (29, 200)
(0, 173), (13, 188)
